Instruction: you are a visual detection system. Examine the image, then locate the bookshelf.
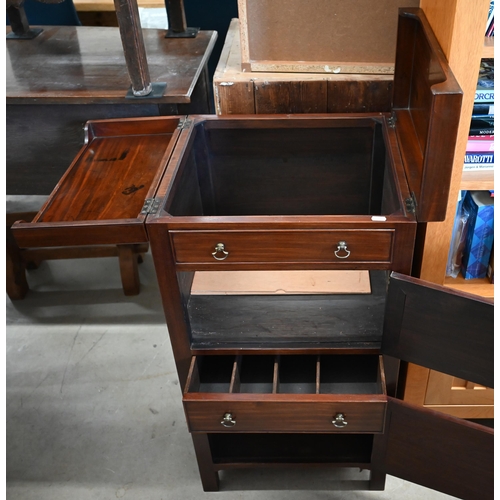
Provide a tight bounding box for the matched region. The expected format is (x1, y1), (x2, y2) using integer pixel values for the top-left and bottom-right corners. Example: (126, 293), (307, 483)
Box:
(405, 0), (494, 419)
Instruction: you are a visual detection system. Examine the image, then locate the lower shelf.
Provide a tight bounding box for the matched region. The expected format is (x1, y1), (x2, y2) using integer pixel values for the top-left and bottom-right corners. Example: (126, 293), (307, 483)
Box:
(208, 433), (374, 465)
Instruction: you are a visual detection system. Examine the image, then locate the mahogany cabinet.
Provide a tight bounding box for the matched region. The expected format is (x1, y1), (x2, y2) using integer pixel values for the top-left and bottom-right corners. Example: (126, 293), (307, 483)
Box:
(10, 8), (493, 499)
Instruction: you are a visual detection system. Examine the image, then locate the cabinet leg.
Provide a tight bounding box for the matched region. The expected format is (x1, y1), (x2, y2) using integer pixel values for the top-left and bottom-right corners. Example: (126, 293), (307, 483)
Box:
(117, 244), (141, 296)
(6, 216), (29, 300)
(191, 434), (220, 492)
(369, 469), (386, 490)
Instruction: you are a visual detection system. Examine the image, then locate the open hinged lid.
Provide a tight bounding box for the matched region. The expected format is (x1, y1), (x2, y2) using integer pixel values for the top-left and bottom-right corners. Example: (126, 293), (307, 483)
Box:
(391, 9), (462, 222)
(12, 116), (186, 248)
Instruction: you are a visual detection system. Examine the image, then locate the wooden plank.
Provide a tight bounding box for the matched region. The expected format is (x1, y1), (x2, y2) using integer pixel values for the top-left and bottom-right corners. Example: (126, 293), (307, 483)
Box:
(213, 19), (393, 115)
(191, 270), (371, 295)
(255, 80), (327, 114)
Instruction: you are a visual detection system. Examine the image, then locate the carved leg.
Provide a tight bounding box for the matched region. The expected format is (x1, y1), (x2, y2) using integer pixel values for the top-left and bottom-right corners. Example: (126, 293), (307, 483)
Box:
(191, 434), (220, 492)
(117, 244), (141, 296)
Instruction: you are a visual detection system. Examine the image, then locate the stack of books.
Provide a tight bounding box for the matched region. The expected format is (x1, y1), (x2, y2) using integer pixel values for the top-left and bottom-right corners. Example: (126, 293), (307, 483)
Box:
(465, 59), (494, 171)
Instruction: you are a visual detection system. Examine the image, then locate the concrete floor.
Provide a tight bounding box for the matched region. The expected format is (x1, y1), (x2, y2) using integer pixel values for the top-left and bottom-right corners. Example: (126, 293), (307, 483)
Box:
(6, 199), (457, 499)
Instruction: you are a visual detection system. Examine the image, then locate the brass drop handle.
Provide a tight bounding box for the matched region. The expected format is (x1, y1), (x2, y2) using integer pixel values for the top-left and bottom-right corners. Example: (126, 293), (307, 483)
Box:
(332, 413), (348, 428)
(221, 412), (236, 427)
(212, 242), (229, 261)
(334, 241), (350, 259)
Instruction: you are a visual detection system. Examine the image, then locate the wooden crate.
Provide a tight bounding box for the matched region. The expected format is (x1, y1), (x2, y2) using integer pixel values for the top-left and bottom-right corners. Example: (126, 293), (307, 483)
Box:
(238, 0), (419, 74)
(214, 19), (394, 115)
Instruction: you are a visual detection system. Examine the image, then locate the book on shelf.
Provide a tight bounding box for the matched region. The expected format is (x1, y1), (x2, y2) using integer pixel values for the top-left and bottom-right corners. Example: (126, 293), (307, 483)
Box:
(460, 191), (494, 280)
(485, 0), (494, 36)
(472, 102), (494, 115)
(475, 59), (494, 103)
(466, 135), (494, 152)
(469, 117), (494, 136)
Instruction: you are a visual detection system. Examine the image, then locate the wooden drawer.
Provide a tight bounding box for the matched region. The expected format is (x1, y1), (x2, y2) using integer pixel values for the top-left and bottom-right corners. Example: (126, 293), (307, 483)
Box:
(170, 230), (394, 266)
(183, 355), (387, 433)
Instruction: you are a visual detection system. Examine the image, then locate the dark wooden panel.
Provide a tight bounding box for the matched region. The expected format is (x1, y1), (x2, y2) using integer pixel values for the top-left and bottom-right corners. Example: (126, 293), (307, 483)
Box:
(254, 81), (327, 114)
(376, 399), (493, 500)
(382, 273), (494, 388)
(327, 80), (393, 113)
(392, 10), (462, 222)
(186, 271), (388, 348)
(215, 81), (255, 115)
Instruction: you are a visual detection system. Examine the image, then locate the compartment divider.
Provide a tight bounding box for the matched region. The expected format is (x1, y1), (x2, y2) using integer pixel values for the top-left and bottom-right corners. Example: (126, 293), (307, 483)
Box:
(273, 355), (280, 394)
(316, 355), (321, 395)
(378, 355), (387, 396)
(229, 355), (241, 394)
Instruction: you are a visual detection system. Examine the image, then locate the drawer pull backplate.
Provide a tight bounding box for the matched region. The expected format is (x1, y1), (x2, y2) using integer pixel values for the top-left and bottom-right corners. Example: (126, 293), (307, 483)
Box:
(332, 413), (348, 428)
(334, 241), (350, 259)
(221, 412), (236, 427)
(212, 243), (229, 261)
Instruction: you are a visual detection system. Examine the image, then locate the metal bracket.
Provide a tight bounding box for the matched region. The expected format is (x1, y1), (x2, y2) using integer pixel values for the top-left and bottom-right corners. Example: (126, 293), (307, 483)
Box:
(405, 193), (417, 214)
(125, 82), (167, 99)
(165, 27), (199, 38)
(141, 198), (161, 215)
(387, 113), (397, 128)
(177, 117), (193, 130)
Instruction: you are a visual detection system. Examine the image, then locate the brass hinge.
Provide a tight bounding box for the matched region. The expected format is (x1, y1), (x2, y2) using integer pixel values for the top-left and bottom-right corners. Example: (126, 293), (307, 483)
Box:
(177, 117), (193, 130)
(387, 113), (397, 128)
(405, 193), (417, 214)
(141, 198), (161, 215)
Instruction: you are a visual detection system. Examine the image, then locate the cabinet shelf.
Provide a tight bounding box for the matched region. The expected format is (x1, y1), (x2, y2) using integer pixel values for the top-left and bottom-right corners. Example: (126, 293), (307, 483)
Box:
(444, 275), (494, 298)
(460, 169), (494, 190)
(483, 36), (494, 58)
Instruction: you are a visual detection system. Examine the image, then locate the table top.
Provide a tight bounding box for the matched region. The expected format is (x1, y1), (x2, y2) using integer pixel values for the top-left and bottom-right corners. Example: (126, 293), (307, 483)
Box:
(73, 0), (164, 11)
(6, 26), (217, 104)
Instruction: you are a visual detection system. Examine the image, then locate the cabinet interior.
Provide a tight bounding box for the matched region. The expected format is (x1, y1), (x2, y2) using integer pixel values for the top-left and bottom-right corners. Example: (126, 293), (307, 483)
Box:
(167, 119), (402, 217)
(208, 433), (374, 465)
(187, 354), (384, 395)
(182, 270), (388, 349)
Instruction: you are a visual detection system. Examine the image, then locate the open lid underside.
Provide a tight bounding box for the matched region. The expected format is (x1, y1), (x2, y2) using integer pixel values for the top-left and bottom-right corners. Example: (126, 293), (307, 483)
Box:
(391, 8), (462, 222)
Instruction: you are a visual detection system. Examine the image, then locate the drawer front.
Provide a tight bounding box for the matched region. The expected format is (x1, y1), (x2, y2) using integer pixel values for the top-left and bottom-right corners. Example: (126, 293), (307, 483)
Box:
(171, 230), (394, 265)
(183, 399), (386, 433)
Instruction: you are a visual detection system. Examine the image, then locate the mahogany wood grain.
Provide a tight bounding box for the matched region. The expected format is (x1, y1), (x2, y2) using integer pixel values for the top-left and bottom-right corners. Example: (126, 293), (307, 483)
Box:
(375, 399), (493, 500)
(191, 434), (220, 492)
(171, 230), (394, 266)
(392, 10), (462, 222)
(6, 26), (215, 195)
(382, 273), (494, 388)
(184, 397), (386, 433)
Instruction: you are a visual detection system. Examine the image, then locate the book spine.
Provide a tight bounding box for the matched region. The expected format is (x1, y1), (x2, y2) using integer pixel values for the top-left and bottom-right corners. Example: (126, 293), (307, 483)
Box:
(475, 89), (495, 102)
(472, 103), (494, 115)
(464, 152), (494, 163)
(461, 192), (495, 279)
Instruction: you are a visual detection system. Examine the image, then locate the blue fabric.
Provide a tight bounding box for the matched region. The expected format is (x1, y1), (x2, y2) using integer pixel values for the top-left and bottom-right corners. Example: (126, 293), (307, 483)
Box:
(7, 0), (81, 26)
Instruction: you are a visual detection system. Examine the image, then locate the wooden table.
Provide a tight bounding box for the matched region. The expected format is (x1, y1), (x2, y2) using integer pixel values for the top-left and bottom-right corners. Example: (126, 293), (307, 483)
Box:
(6, 25), (216, 195)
